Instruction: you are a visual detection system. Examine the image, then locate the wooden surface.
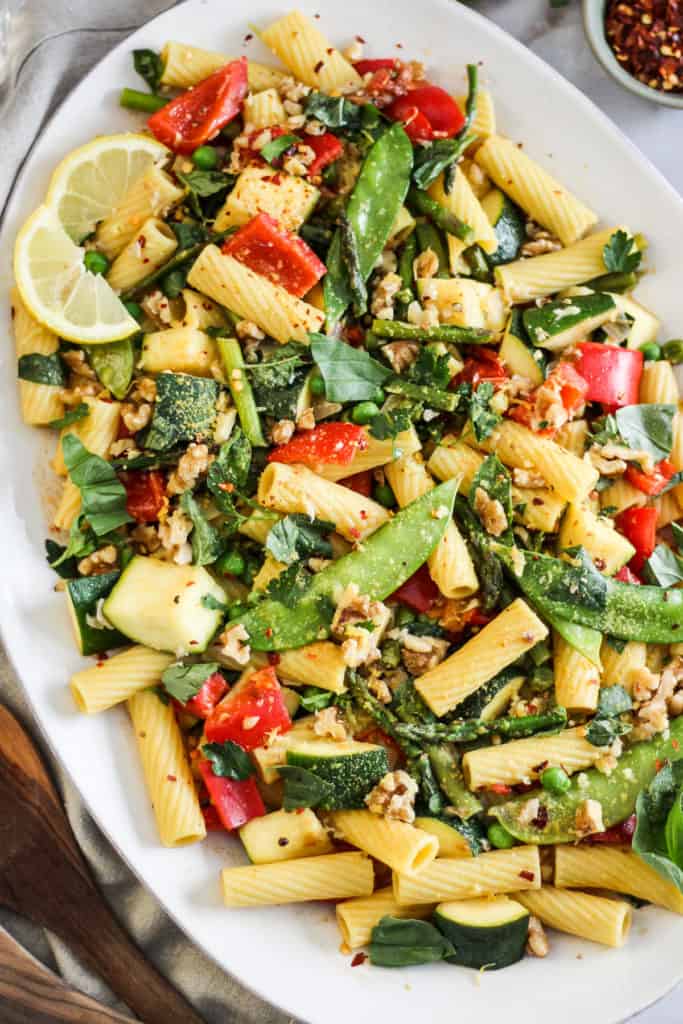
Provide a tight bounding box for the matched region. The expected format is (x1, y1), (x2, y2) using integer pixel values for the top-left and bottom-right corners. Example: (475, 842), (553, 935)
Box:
(0, 705), (205, 1024)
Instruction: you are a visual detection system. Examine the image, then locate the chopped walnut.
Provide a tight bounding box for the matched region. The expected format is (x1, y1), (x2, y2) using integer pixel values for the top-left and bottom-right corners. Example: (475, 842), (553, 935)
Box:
(236, 319), (265, 342)
(629, 665), (660, 702)
(78, 544), (118, 577)
(283, 152), (312, 176)
(121, 401), (152, 433)
(313, 706), (348, 741)
(374, 250), (398, 274)
(296, 407), (316, 431)
(381, 340), (419, 374)
(595, 737), (623, 775)
(108, 438), (141, 460)
(413, 248), (439, 280)
(157, 507), (193, 564)
(270, 419), (296, 445)
(526, 916), (550, 957)
(303, 118), (327, 136)
(512, 468), (546, 489)
(365, 769), (418, 823)
(61, 348), (96, 379)
(632, 657), (683, 740)
(130, 523), (161, 554)
(518, 798), (541, 827)
(278, 77), (312, 104)
(406, 299), (440, 329)
(575, 798), (605, 837)
(521, 237), (563, 257)
(588, 442), (655, 477)
(141, 288), (173, 326)
(166, 443), (210, 496)
(131, 377), (157, 404)
(524, 374), (575, 434)
(505, 375), (535, 400)
(367, 673), (393, 704)
(370, 271), (402, 320)
(474, 487), (509, 538)
(61, 380), (100, 406)
(216, 623), (251, 667)
(331, 583), (391, 668)
(400, 632), (450, 676)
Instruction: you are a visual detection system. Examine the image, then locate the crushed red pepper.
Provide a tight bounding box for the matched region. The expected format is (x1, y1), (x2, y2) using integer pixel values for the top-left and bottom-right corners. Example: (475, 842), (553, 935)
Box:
(605, 0), (683, 92)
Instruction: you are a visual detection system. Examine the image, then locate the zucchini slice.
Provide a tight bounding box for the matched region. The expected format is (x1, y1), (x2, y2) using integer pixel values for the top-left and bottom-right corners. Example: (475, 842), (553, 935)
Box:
(481, 189), (526, 266)
(65, 571), (125, 655)
(434, 895), (529, 970)
(144, 372), (219, 450)
(523, 293), (616, 352)
(414, 816), (473, 858)
(457, 669), (524, 721)
(499, 310), (545, 386)
(285, 737), (389, 810)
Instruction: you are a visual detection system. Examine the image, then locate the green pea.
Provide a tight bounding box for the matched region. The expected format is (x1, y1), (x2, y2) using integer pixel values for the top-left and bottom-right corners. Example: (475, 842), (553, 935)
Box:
(352, 400), (381, 425)
(216, 549), (246, 577)
(373, 483), (396, 508)
(228, 601), (247, 620)
(372, 387), (386, 405)
(84, 250), (110, 275)
(541, 765), (571, 795)
(123, 300), (144, 323)
(640, 342), (661, 362)
(309, 375), (326, 397)
(161, 269), (187, 299)
(192, 145), (219, 170)
(662, 339), (683, 365)
(395, 605), (416, 627)
(487, 823), (516, 850)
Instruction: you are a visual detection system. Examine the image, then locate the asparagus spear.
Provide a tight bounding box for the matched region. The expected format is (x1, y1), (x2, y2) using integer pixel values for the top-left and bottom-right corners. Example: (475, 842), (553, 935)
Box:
(119, 88), (167, 114)
(394, 707), (568, 744)
(407, 187), (474, 243)
(372, 319), (491, 345)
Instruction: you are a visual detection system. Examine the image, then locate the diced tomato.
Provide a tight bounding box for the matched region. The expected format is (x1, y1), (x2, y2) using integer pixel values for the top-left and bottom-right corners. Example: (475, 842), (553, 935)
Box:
(120, 470), (166, 523)
(306, 132), (344, 176)
(463, 607), (494, 629)
(454, 348), (509, 389)
(390, 564), (440, 614)
(205, 665), (291, 751)
(574, 342), (643, 409)
(175, 671), (228, 720)
(507, 403), (554, 436)
(356, 727), (404, 770)
(508, 362), (587, 436)
(615, 565), (643, 585)
(340, 469), (373, 497)
(615, 505), (658, 573)
(387, 85), (465, 142)
(268, 422), (368, 469)
(198, 759), (265, 831)
(222, 213), (325, 298)
(353, 58), (399, 75)
(148, 58), (248, 153)
(624, 458), (678, 496)
(553, 361), (589, 414)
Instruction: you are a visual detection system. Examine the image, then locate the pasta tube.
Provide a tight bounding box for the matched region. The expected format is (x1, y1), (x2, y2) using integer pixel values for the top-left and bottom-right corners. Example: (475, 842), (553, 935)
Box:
(394, 846), (541, 905)
(329, 810), (439, 874)
(221, 852), (374, 906)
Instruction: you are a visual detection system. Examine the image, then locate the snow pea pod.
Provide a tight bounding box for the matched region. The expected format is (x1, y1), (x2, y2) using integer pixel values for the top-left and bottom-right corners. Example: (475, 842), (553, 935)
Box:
(324, 123), (413, 330)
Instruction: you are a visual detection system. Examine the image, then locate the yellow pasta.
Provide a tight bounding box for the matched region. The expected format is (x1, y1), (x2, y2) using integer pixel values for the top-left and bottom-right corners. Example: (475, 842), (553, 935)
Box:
(455, 88), (496, 141)
(260, 10), (361, 92)
(394, 845), (541, 905)
(428, 169), (498, 276)
(215, 164), (319, 233)
(221, 851), (374, 907)
(12, 287), (64, 425)
(462, 726), (602, 789)
(250, 553), (286, 593)
(70, 645), (174, 714)
(128, 689), (206, 847)
(555, 419), (589, 458)
(277, 641), (347, 694)
(53, 397), (121, 477)
(415, 598), (548, 717)
(336, 887), (434, 950)
(239, 808), (333, 863)
(53, 479), (82, 531)
(329, 811), (439, 874)
(257, 462), (389, 541)
(558, 502), (635, 575)
(170, 288), (227, 331)
(554, 845), (683, 914)
(600, 638), (647, 691)
(656, 490), (682, 527)
(639, 360), (679, 404)
(96, 165), (184, 260)
(671, 412), (683, 508)
(419, 277), (508, 332)
(107, 217), (177, 293)
(319, 427), (422, 482)
(495, 227), (622, 304)
(554, 633), (600, 712)
(243, 88), (287, 129)
(160, 41), (285, 91)
(188, 246), (324, 343)
(514, 887), (631, 948)
(140, 327), (218, 377)
(599, 475), (647, 515)
(475, 135), (597, 246)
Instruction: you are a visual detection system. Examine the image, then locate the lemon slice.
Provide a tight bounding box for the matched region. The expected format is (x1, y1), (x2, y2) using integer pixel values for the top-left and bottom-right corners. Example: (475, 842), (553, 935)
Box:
(14, 205), (139, 344)
(47, 133), (169, 243)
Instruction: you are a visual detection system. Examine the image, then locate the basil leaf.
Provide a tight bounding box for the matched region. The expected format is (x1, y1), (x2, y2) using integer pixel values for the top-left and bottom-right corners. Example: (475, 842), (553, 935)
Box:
(171, 220), (208, 250)
(133, 48), (164, 92)
(18, 352), (65, 386)
(45, 538), (78, 578)
(409, 347), (451, 390)
(260, 133), (299, 165)
(633, 761), (683, 893)
(207, 427), (252, 513)
(369, 916), (455, 968)
(278, 764), (334, 810)
(203, 740), (254, 780)
(615, 404), (676, 462)
(643, 544), (683, 588)
(201, 593), (230, 613)
(179, 491), (222, 566)
(48, 403), (90, 429)
(597, 683), (632, 717)
(298, 686), (335, 713)
(265, 513), (334, 565)
(412, 137), (470, 191)
(603, 229), (641, 275)
(368, 407), (412, 441)
(264, 561), (313, 608)
(161, 661), (221, 703)
(469, 454), (513, 544)
(310, 334), (391, 402)
(62, 435), (132, 535)
(304, 92), (362, 131)
(469, 381), (501, 443)
(49, 515), (97, 569)
(177, 169), (234, 198)
(666, 788), (683, 867)
(585, 715), (631, 747)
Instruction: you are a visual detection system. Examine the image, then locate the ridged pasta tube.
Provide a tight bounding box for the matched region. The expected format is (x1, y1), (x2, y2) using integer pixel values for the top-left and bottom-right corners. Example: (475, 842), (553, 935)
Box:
(243, 88), (287, 129)
(12, 287), (64, 425)
(52, 397), (121, 477)
(554, 844), (683, 914)
(107, 217), (177, 293)
(428, 168), (498, 273)
(96, 165), (184, 259)
(71, 645), (174, 714)
(336, 887), (434, 950)
(160, 41), (284, 91)
(462, 726), (602, 789)
(319, 428), (421, 482)
(514, 887), (631, 947)
(221, 851), (374, 906)
(553, 633), (600, 712)
(600, 638), (647, 691)
(558, 502), (635, 575)
(639, 360), (679, 404)
(329, 811), (439, 874)
(394, 845), (541, 905)
(260, 10), (361, 92)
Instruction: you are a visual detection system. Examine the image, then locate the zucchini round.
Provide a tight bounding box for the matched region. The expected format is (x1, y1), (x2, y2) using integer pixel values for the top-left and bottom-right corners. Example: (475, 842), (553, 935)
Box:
(481, 189), (526, 266)
(434, 895), (529, 970)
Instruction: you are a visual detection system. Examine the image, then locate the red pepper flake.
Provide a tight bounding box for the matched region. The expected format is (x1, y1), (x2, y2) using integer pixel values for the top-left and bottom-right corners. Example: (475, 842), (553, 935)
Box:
(218, 481), (235, 492)
(167, 774), (177, 782)
(673, 739), (680, 751)
(265, 627), (273, 638)
(355, 35), (366, 43)
(268, 652), (281, 666)
(519, 870), (535, 882)
(488, 783), (512, 796)
(314, 60), (325, 73)
(351, 952), (367, 967)
(349, 527), (361, 539)
(656, 758), (664, 771)
(605, 0), (683, 93)
(243, 32), (253, 42)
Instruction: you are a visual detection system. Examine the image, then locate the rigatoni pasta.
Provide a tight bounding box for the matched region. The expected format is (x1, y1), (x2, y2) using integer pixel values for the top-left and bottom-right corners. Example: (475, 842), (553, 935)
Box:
(221, 852), (374, 906)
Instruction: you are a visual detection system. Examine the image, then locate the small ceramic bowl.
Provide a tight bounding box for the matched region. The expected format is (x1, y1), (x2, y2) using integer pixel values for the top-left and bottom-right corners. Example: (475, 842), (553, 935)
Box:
(582, 0), (683, 109)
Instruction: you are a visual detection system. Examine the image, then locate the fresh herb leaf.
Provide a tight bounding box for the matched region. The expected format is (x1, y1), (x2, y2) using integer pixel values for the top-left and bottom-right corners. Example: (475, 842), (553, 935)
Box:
(177, 169), (234, 198)
(278, 764), (334, 810)
(48, 403), (90, 430)
(588, 413), (621, 447)
(171, 220), (208, 249)
(201, 593), (230, 613)
(603, 229), (642, 275)
(18, 352), (65, 387)
(368, 407), (412, 441)
(597, 683), (632, 717)
(207, 427), (252, 513)
(62, 435), (132, 535)
(133, 48), (164, 92)
(179, 491), (222, 566)
(615, 404), (676, 462)
(298, 686), (335, 712)
(643, 544), (683, 587)
(310, 334), (391, 402)
(469, 454), (513, 543)
(263, 561), (312, 608)
(585, 684), (632, 747)
(412, 136), (474, 191)
(265, 513), (334, 565)
(49, 516), (97, 569)
(468, 381), (501, 442)
(409, 347), (451, 390)
(87, 339), (135, 400)
(633, 761), (683, 893)
(369, 916), (455, 968)
(304, 92), (362, 131)
(260, 133), (299, 165)
(45, 538), (78, 578)
(203, 740), (254, 780)
(672, 523), (683, 552)
(161, 661), (221, 703)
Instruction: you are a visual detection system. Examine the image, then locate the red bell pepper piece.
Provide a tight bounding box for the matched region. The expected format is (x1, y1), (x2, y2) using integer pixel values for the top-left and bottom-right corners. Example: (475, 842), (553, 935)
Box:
(339, 469), (373, 497)
(615, 565), (643, 585)
(574, 342), (643, 408)
(306, 132), (344, 176)
(624, 458), (678, 496)
(615, 505), (658, 573)
(390, 564), (440, 613)
(148, 58), (248, 153)
(553, 362), (589, 413)
(201, 803), (225, 832)
(222, 213), (326, 298)
(205, 665), (291, 751)
(387, 85), (465, 142)
(455, 348), (509, 390)
(120, 470), (166, 523)
(584, 814), (636, 845)
(198, 759), (264, 831)
(176, 671), (228, 720)
(268, 422), (368, 469)
(488, 783), (513, 796)
(353, 58), (399, 75)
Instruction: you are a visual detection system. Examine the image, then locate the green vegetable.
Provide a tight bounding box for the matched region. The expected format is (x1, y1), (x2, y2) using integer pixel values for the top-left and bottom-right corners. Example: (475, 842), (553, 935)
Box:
(276, 765), (334, 810)
(457, 669), (523, 721)
(407, 187), (473, 243)
(84, 250), (110, 275)
(385, 377), (457, 413)
(133, 48), (164, 92)
(643, 543), (683, 587)
(86, 339), (135, 399)
(462, 63), (479, 132)
(191, 144), (219, 170)
(487, 823), (516, 849)
(177, 168), (234, 198)
(18, 353), (65, 387)
(339, 214), (367, 316)
(284, 739), (389, 810)
(352, 401), (381, 425)
(145, 372), (218, 450)
(62, 435), (131, 535)
(373, 483), (396, 508)
(260, 133), (299, 165)
(412, 133), (476, 192)
(633, 760), (683, 893)
(367, 407), (412, 441)
(309, 374), (325, 397)
(217, 337), (266, 447)
(462, 244), (492, 283)
(523, 293), (616, 352)
(394, 707), (567, 745)
(541, 766), (571, 795)
(119, 88), (167, 114)
(414, 815), (483, 857)
(324, 124), (413, 329)
(65, 572), (125, 655)
(467, 381), (501, 443)
(237, 480), (457, 650)
(203, 740), (254, 780)
(434, 897), (529, 971)
(640, 342), (662, 362)
(428, 743), (482, 820)
(603, 229), (641, 275)
(161, 268), (187, 299)
(171, 220), (207, 250)
(265, 513), (333, 565)
(415, 220), (450, 278)
(298, 686), (335, 713)
(585, 270), (638, 293)
(396, 232), (418, 316)
(310, 334), (390, 402)
(206, 428), (252, 528)
(499, 310), (545, 387)
(48, 403), (90, 430)
(662, 339), (683, 364)
(249, 342), (311, 422)
(372, 319), (491, 344)
(304, 91), (363, 131)
(179, 491), (221, 566)
(161, 661), (221, 703)
(545, 614), (603, 668)
(215, 549), (246, 577)
(480, 189), (526, 266)
(369, 917), (455, 968)
(469, 454), (513, 544)
(409, 347), (452, 390)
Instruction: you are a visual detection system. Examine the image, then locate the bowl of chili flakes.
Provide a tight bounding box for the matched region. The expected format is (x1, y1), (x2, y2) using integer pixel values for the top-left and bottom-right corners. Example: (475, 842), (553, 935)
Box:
(583, 0), (683, 108)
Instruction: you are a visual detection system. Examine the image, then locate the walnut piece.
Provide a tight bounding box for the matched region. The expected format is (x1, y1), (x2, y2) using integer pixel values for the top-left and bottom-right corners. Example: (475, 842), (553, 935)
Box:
(526, 916), (550, 957)
(77, 544), (118, 577)
(331, 583), (391, 668)
(166, 443), (210, 496)
(313, 706), (348, 741)
(270, 419), (296, 446)
(575, 798), (605, 837)
(473, 486), (509, 538)
(381, 340), (419, 374)
(216, 623), (251, 667)
(400, 632), (450, 676)
(365, 770), (418, 823)
(157, 507), (193, 565)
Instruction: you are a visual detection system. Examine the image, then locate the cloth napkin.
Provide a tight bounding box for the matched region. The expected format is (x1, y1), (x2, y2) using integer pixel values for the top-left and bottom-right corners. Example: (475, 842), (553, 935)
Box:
(0, 2), (680, 1022)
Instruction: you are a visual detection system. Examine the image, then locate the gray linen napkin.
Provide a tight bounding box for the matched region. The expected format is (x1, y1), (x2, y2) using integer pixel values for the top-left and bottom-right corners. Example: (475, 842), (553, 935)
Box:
(0, 2), (680, 1023)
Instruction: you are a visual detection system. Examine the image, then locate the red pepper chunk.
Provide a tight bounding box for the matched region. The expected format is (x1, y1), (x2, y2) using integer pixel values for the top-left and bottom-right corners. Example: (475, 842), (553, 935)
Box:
(625, 458), (678, 496)
(574, 342), (643, 408)
(268, 422), (368, 469)
(390, 564), (440, 614)
(120, 470), (166, 523)
(615, 565), (643, 585)
(222, 213), (326, 298)
(387, 85), (465, 142)
(615, 505), (658, 573)
(455, 348), (509, 390)
(306, 132), (344, 176)
(205, 665), (291, 751)
(198, 759), (264, 831)
(148, 58), (248, 153)
(353, 58), (399, 75)
(177, 671), (228, 720)
(339, 469), (374, 497)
